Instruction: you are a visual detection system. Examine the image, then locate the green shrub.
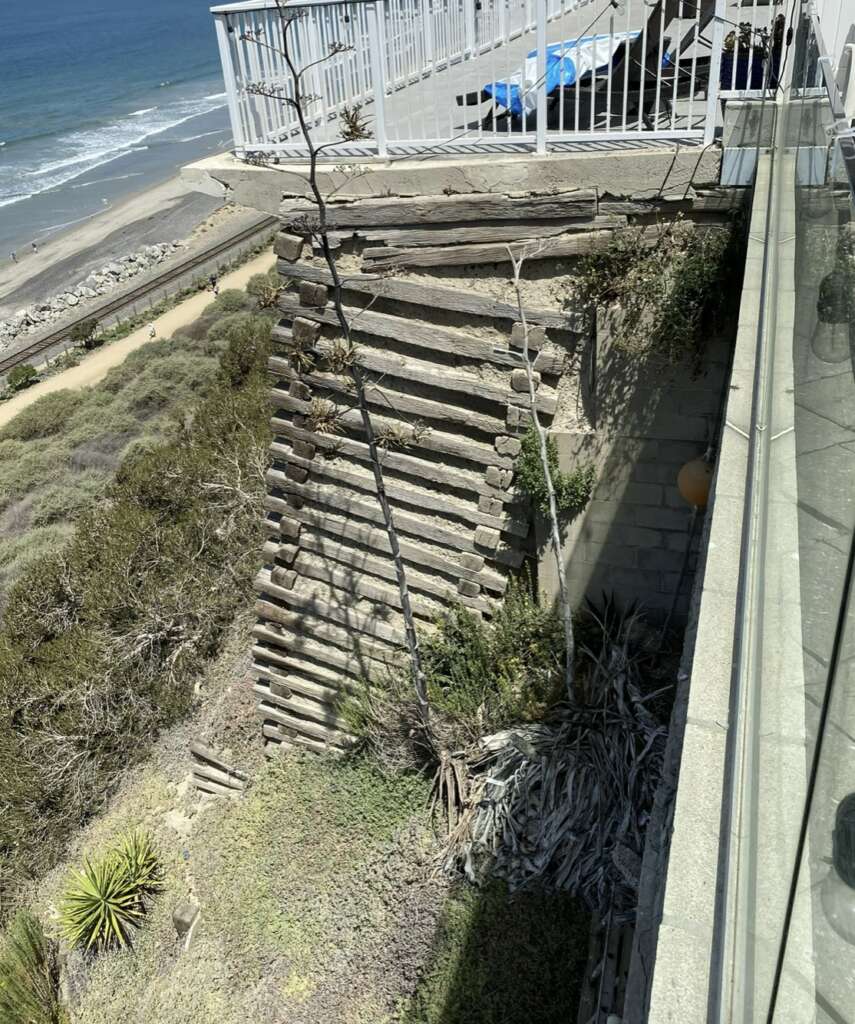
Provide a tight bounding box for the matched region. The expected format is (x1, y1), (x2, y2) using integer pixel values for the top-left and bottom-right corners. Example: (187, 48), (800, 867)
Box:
(515, 425), (596, 517)
(246, 269), (283, 308)
(349, 576), (567, 757)
(6, 365), (37, 393)
(0, 910), (65, 1024)
(0, 391), (85, 442)
(211, 288), (251, 314)
(59, 832), (161, 951)
(422, 577), (565, 737)
(576, 216), (744, 364)
(69, 318), (99, 350)
(0, 315), (271, 908)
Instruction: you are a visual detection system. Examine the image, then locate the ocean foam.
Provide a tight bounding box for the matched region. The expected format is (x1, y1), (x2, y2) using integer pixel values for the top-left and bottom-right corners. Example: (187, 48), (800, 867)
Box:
(0, 94), (227, 210)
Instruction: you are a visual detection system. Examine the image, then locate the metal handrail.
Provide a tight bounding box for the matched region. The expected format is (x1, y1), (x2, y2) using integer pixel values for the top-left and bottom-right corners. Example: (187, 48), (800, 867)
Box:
(210, 0), (728, 158)
(210, 0), (370, 13)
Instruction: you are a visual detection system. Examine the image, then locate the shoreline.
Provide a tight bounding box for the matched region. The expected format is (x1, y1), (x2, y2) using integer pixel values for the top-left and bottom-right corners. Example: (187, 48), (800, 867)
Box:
(0, 170), (231, 320)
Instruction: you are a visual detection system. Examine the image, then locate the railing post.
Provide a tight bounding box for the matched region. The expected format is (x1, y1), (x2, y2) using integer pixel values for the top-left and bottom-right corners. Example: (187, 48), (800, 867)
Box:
(465, 0), (476, 55)
(214, 13), (246, 153)
(368, 2), (389, 157)
(420, 0), (434, 66)
(704, 0), (726, 145)
(535, 0), (547, 153)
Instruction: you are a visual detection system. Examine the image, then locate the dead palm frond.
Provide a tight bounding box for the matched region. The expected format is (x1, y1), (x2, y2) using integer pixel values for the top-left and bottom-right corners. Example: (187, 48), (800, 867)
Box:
(441, 600), (669, 924)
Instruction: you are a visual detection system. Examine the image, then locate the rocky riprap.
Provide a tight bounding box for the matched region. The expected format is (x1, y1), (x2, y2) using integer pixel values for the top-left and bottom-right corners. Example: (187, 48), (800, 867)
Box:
(0, 240), (184, 351)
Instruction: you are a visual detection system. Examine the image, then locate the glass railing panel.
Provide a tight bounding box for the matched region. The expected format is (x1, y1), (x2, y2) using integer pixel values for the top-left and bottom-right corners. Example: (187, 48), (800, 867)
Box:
(716, 10), (855, 1020)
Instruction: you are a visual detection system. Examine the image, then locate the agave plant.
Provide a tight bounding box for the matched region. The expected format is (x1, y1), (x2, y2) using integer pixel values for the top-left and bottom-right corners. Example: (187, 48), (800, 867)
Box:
(59, 830), (162, 952)
(0, 910), (65, 1024)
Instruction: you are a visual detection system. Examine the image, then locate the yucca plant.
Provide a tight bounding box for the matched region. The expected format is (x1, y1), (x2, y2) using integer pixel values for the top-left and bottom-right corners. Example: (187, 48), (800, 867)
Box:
(117, 831), (161, 897)
(59, 831), (162, 952)
(0, 910), (66, 1024)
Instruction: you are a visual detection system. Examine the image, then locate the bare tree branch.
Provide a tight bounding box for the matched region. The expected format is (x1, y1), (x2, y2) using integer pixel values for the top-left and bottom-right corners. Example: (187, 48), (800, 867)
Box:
(506, 243), (576, 699)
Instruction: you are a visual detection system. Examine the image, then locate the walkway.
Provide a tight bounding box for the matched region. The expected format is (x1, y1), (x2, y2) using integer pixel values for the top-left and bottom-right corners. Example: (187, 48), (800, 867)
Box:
(0, 249), (275, 430)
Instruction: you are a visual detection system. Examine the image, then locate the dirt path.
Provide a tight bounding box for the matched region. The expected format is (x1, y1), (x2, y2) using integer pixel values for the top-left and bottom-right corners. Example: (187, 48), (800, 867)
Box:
(0, 249), (275, 430)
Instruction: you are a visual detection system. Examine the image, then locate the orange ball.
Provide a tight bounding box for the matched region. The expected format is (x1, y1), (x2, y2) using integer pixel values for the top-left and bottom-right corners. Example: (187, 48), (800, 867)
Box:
(677, 458), (713, 508)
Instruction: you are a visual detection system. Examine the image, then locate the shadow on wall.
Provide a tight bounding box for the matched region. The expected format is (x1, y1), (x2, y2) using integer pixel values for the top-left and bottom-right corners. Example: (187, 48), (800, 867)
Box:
(403, 878), (590, 1024)
(540, 280), (744, 631)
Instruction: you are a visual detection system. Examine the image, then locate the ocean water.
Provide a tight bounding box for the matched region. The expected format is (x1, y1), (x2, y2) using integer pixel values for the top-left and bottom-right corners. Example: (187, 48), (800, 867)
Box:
(0, 0), (233, 253)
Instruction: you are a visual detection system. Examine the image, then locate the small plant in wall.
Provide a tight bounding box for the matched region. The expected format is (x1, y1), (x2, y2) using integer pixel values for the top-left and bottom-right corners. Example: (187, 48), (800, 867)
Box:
(59, 830), (162, 952)
(515, 424), (596, 518)
(574, 216), (742, 366)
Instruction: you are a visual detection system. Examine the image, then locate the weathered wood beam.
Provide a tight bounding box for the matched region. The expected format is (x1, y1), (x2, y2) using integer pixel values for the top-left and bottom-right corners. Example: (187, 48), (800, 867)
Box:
(256, 571), (408, 647)
(290, 528), (494, 614)
(270, 330), (559, 416)
(267, 454), (528, 538)
(275, 296), (567, 377)
(252, 623), (384, 680)
(280, 189), (597, 227)
(340, 214), (626, 247)
(268, 425), (515, 503)
(269, 363), (506, 436)
(255, 598), (400, 661)
(276, 260), (581, 330)
(360, 229), (623, 270)
(270, 402), (514, 470)
(258, 701), (353, 747)
(264, 501), (508, 593)
(265, 481), (527, 566)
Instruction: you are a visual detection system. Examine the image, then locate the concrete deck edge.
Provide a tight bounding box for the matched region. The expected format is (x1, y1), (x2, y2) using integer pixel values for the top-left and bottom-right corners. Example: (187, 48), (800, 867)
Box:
(181, 147), (722, 211)
(625, 155), (772, 1024)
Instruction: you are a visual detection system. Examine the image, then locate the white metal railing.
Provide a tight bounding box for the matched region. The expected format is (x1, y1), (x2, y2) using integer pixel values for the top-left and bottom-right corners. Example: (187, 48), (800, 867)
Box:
(209, 0), (770, 158)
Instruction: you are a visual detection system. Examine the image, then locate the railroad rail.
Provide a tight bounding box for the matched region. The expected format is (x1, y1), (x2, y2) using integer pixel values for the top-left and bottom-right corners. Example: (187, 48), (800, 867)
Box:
(0, 214), (278, 377)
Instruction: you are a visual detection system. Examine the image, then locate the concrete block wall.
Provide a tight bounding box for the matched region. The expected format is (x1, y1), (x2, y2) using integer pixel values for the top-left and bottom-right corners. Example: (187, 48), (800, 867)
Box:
(540, 318), (732, 625)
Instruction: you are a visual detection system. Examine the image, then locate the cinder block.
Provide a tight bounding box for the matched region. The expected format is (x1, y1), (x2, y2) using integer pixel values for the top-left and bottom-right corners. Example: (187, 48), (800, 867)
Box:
(581, 542), (638, 569)
(510, 323), (546, 350)
(460, 553), (485, 571)
(637, 548), (686, 573)
(292, 439), (316, 460)
(271, 566), (298, 589)
(276, 543), (299, 565)
(285, 463), (309, 483)
(279, 517), (302, 540)
(495, 436), (521, 457)
(271, 679), (293, 699)
(474, 526), (500, 553)
(285, 495), (305, 510)
(478, 495), (503, 516)
(289, 380), (311, 401)
(274, 232), (304, 261)
(635, 507), (689, 531)
(485, 466), (503, 488)
(511, 368), (539, 392)
(299, 281), (328, 307)
(458, 579), (481, 598)
(621, 482), (664, 507)
(292, 317), (320, 345)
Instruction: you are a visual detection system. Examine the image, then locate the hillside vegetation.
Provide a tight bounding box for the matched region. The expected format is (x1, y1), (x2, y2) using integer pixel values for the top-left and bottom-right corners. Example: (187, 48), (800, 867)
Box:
(0, 291), (274, 911)
(0, 289), (267, 606)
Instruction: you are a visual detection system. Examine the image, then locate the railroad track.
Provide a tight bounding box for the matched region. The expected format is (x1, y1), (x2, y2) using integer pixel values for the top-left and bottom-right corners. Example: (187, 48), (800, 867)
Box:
(0, 214), (279, 376)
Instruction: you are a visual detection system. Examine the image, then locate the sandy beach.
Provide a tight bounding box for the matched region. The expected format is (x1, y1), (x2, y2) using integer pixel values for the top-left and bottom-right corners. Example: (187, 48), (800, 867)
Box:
(0, 247), (275, 430)
(0, 173), (238, 320)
